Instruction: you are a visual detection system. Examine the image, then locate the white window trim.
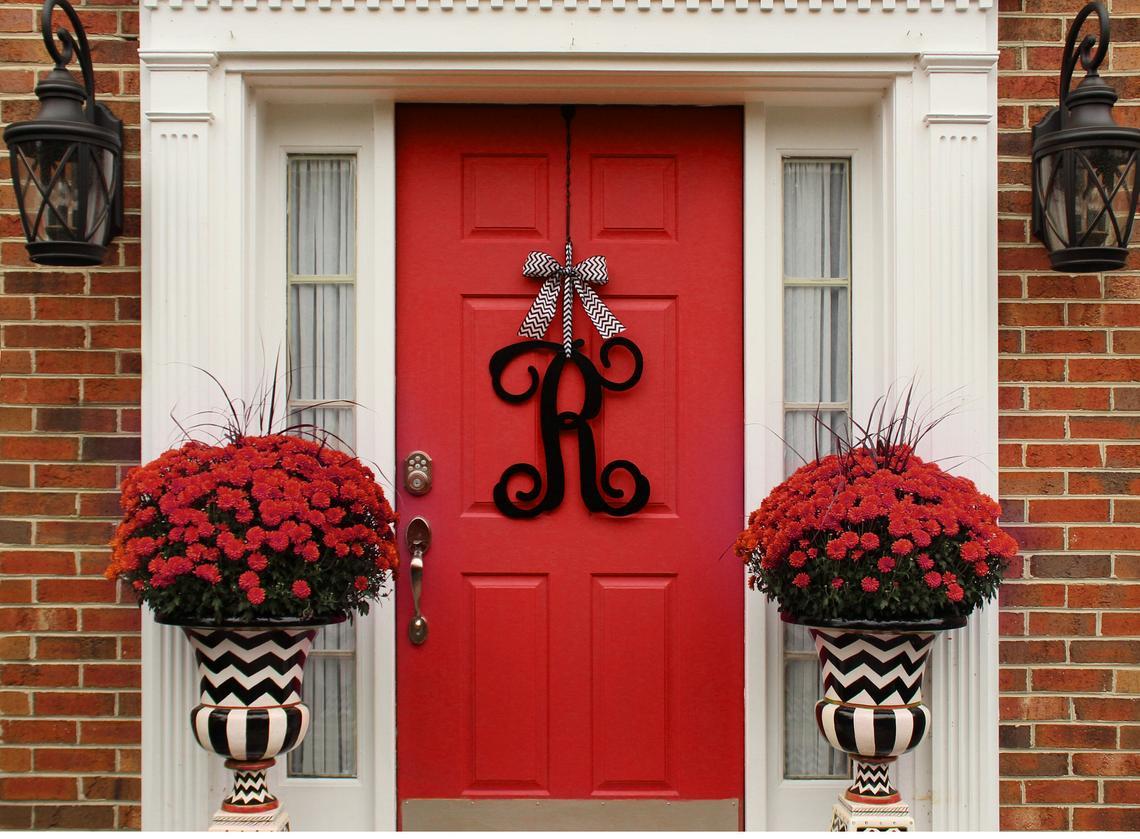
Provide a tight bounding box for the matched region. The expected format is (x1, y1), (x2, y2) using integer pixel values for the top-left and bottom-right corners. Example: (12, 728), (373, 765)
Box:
(756, 107), (885, 827)
(139, 9), (999, 830)
(242, 105), (392, 828)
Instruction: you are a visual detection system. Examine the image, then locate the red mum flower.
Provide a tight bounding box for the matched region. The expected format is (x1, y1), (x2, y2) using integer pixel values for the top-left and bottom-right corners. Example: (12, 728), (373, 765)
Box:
(860, 532), (880, 550)
(238, 570), (259, 591)
(247, 586), (266, 605)
(194, 564), (221, 585)
(973, 561), (989, 576)
(793, 572), (811, 588)
(788, 550), (808, 568)
(247, 552), (268, 572)
(923, 571), (942, 589)
(354, 576), (369, 592)
(291, 580), (311, 599)
(890, 538), (914, 556)
(946, 583), (964, 603)
(877, 556), (896, 574)
(916, 553), (934, 571)
(266, 529), (291, 553)
(861, 576), (880, 593)
(960, 541), (987, 563)
(167, 556), (193, 577)
(831, 577), (845, 589)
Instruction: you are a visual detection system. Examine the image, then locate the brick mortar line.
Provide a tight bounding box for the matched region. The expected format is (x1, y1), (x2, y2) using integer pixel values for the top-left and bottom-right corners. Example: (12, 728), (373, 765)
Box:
(1, 463), (137, 468)
(1, 320), (141, 325)
(0, 714), (143, 719)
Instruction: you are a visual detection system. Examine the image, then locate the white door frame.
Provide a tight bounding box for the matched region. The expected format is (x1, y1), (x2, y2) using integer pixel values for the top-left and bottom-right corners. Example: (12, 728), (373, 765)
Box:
(139, 4), (999, 831)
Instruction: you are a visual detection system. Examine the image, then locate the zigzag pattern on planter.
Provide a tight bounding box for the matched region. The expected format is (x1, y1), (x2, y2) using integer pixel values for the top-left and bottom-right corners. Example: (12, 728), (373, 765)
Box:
(186, 628), (313, 707)
(851, 760), (893, 798)
(814, 630), (935, 706)
(228, 766), (275, 808)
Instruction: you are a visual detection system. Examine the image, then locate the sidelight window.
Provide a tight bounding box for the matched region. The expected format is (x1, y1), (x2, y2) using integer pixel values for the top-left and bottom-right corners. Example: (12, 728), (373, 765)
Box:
(781, 158), (851, 781)
(284, 154), (359, 778)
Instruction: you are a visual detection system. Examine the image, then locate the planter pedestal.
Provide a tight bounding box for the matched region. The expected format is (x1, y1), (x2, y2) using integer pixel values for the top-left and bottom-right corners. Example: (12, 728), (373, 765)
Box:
(828, 758), (915, 831)
(803, 617), (964, 833)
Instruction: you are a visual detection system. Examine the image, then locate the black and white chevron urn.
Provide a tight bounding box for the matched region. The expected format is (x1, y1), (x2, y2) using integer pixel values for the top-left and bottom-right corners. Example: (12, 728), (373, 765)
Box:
(183, 622), (332, 832)
(803, 617), (966, 832)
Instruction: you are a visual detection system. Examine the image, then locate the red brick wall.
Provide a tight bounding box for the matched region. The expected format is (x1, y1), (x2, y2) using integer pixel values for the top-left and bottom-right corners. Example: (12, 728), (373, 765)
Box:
(999, 0), (1140, 831)
(0, 0), (142, 830)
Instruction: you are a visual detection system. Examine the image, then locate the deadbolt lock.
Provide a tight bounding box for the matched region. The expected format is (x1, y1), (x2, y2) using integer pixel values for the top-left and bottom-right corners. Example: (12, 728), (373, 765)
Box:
(404, 450), (432, 496)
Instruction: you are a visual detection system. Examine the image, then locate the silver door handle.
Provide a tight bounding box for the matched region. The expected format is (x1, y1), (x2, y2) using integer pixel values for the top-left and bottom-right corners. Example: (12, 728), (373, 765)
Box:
(406, 516), (431, 645)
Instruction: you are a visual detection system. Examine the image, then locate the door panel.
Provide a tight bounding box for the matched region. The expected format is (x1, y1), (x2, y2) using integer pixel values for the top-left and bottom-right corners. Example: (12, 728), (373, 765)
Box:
(395, 105), (743, 827)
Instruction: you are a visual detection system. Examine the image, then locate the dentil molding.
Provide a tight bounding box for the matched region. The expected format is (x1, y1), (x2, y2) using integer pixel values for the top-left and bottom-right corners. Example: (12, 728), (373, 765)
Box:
(141, 0), (992, 11)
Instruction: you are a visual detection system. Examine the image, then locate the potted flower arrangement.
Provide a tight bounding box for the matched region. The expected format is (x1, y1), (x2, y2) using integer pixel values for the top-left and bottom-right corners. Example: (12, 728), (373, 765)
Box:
(106, 384), (397, 829)
(735, 391), (1016, 831)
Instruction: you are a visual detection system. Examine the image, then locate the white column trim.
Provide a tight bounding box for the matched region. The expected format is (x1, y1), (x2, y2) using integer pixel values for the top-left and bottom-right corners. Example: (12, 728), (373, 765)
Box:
(139, 50), (223, 832)
(917, 49), (1000, 833)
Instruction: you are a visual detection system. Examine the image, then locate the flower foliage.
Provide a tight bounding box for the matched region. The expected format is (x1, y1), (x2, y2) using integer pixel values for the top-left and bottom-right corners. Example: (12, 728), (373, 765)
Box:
(107, 435), (398, 624)
(735, 444), (1017, 622)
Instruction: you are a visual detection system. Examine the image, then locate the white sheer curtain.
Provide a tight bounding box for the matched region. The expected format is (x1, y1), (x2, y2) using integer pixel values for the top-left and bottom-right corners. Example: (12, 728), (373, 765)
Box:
(285, 155), (358, 779)
(289, 158), (355, 276)
(783, 161), (848, 279)
(782, 160), (851, 780)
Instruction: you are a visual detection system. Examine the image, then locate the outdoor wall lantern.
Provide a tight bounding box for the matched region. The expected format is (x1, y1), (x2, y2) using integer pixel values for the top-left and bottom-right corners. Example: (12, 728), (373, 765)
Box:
(1033, 2), (1140, 273)
(3, 0), (123, 267)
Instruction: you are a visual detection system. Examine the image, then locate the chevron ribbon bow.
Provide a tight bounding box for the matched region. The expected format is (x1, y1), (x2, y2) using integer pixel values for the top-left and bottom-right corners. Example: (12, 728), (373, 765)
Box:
(518, 241), (625, 357)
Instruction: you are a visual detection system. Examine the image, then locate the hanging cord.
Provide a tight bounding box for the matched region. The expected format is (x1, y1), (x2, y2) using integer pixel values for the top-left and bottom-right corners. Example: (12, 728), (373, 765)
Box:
(561, 105), (576, 244)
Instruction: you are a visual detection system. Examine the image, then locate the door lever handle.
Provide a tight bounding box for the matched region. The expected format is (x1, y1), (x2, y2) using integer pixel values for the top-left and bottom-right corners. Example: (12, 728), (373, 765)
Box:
(406, 516), (431, 645)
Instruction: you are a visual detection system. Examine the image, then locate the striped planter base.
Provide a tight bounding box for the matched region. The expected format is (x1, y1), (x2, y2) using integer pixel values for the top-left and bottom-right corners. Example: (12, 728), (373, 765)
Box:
(803, 618), (962, 832)
(182, 624), (325, 824)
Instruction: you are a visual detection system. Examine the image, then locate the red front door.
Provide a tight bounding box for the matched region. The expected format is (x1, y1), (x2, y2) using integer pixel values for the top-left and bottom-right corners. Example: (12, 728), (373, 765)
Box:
(395, 105), (743, 828)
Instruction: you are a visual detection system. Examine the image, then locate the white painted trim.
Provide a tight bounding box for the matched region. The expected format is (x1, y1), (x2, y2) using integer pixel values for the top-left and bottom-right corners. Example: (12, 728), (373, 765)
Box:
(139, 5), (999, 829)
(755, 105), (899, 830)
(368, 101), (399, 834)
(919, 53), (1001, 831)
(742, 101), (769, 831)
(140, 0), (992, 10)
(919, 51), (1001, 72)
(924, 114), (992, 124)
(136, 51), (219, 70)
(246, 103), (392, 829)
(141, 4), (992, 58)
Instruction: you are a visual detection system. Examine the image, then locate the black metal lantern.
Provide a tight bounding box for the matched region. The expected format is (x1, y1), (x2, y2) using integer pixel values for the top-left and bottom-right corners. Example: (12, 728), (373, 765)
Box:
(3, 0), (123, 267)
(1033, 2), (1140, 273)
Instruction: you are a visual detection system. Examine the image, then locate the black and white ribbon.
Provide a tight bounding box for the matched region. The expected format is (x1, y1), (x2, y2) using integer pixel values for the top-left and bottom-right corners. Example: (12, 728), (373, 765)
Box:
(518, 241), (625, 357)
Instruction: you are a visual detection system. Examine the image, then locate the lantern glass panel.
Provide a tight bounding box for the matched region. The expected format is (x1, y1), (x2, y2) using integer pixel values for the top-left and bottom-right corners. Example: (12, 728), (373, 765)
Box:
(11, 137), (114, 246)
(83, 143), (115, 244)
(1038, 145), (1139, 251)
